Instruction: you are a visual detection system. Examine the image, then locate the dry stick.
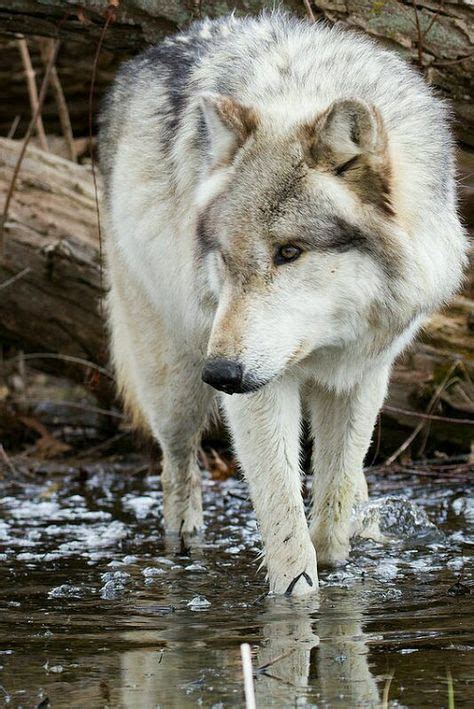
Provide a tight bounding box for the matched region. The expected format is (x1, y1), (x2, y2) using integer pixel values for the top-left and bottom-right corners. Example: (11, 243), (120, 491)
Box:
(369, 413), (382, 466)
(13, 397), (125, 420)
(240, 644), (256, 709)
(9, 352), (113, 380)
(0, 443), (18, 477)
(382, 670), (395, 709)
(382, 405), (474, 426)
(416, 375), (466, 457)
(256, 649), (294, 673)
(411, 0), (425, 70)
(395, 0), (418, 31)
(38, 38), (77, 162)
(458, 360), (473, 390)
(432, 54), (473, 67)
(16, 36), (49, 152)
(0, 266), (30, 291)
(0, 39), (60, 260)
(384, 360), (461, 466)
(75, 431), (129, 459)
(89, 5), (118, 314)
(424, 0), (445, 37)
(7, 116), (21, 140)
(302, 0), (316, 22)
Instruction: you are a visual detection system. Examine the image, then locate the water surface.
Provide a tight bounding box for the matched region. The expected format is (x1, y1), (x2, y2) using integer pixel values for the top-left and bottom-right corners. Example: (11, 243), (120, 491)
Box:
(0, 459), (472, 707)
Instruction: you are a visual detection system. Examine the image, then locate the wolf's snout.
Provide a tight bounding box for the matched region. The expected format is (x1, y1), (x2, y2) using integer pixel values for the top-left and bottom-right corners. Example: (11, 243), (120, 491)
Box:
(202, 358), (244, 394)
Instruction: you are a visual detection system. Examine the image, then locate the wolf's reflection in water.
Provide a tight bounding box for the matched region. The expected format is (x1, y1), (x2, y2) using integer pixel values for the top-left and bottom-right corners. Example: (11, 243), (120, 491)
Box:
(117, 587), (379, 707)
(255, 591), (379, 706)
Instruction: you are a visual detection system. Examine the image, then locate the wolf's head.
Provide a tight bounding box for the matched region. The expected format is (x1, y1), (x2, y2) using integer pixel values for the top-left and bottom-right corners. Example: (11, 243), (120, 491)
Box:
(197, 94), (405, 394)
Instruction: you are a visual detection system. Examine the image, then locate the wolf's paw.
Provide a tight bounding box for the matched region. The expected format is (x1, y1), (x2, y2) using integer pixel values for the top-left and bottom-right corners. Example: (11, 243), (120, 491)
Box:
(269, 553), (319, 596)
(311, 530), (350, 569)
(270, 570), (318, 597)
(284, 571), (317, 597)
(179, 508), (204, 536)
(164, 504), (204, 538)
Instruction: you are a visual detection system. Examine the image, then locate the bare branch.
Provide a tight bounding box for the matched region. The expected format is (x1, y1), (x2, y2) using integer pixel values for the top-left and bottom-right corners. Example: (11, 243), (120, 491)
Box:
(38, 38), (77, 162)
(16, 36), (49, 151)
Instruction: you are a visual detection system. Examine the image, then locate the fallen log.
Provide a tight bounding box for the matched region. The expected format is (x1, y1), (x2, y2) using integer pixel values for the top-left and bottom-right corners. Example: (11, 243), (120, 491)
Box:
(0, 1), (472, 144)
(0, 137), (472, 453)
(0, 137), (110, 400)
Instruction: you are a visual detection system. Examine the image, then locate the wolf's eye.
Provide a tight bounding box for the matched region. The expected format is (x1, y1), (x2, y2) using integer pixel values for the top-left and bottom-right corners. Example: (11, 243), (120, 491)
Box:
(275, 244), (302, 265)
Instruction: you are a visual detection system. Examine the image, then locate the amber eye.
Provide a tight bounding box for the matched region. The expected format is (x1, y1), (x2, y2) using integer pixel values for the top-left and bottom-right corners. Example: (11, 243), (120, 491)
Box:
(275, 244), (302, 265)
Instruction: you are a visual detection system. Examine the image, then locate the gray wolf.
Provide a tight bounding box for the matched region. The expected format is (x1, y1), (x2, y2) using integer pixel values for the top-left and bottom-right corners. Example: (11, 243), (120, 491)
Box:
(99, 12), (467, 595)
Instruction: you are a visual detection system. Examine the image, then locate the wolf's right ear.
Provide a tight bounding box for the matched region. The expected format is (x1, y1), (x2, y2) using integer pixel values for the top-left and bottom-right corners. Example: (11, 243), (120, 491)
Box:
(199, 94), (258, 166)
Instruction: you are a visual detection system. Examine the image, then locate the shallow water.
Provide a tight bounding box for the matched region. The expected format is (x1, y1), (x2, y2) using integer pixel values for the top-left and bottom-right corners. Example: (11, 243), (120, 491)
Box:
(0, 459), (472, 707)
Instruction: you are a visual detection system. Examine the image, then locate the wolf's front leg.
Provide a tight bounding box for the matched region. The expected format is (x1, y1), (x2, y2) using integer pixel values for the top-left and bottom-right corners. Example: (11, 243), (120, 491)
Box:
(308, 366), (390, 567)
(223, 378), (318, 596)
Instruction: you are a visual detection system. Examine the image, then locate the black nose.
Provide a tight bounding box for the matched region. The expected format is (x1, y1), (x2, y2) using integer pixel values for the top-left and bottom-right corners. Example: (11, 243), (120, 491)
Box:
(202, 358), (244, 394)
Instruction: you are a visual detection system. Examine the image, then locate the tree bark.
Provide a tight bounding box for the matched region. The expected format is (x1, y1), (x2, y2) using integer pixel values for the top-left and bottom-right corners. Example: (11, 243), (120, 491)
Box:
(0, 138), (472, 450)
(0, 1), (473, 144)
(0, 137), (109, 399)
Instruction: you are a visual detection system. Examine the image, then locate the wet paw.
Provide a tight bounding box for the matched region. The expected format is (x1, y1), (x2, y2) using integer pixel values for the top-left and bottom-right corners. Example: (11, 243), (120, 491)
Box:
(311, 525), (350, 569)
(314, 544), (350, 569)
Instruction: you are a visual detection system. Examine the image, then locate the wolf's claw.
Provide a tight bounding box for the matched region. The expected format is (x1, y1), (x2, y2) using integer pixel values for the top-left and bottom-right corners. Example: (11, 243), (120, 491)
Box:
(285, 571), (313, 596)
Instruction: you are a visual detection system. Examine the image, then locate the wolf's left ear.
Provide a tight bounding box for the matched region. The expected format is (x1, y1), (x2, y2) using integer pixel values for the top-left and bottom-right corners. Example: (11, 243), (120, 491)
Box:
(307, 98), (386, 168)
(200, 93), (258, 166)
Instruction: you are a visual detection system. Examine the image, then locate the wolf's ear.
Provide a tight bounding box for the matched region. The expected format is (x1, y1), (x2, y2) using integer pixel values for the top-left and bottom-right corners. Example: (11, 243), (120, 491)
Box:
(307, 98), (385, 168)
(200, 93), (258, 166)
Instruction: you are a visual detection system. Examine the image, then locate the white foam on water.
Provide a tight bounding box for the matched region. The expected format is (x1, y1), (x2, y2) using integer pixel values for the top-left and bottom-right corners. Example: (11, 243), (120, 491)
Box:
(187, 595), (211, 610)
(48, 584), (84, 599)
(123, 494), (159, 520)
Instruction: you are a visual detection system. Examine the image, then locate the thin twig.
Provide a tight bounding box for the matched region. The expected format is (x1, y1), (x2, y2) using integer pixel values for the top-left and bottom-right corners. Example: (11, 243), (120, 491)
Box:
(411, 0), (424, 69)
(7, 116), (21, 140)
(1, 39), (60, 260)
(447, 668), (454, 709)
(431, 54), (473, 67)
(0, 443), (18, 477)
(89, 4), (118, 316)
(0, 267), (30, 291)
(382, 670), (395, 709)
(394, 0), (418, 31)
(384, 360), (461, 466)
(424, 0), (445, 37)
(256, 649), (294, 673)
(16, 36), (48, 152)
(8, 352), (113, 380)
(369, 413), (382, 466)
(382, 405), (474, 426)
(302, 0), (316, 22)
(12, 397), (125, 420)
(240, 644), (256, 709)
(74, 431), (128, 459)
(38, 38), (77, 162)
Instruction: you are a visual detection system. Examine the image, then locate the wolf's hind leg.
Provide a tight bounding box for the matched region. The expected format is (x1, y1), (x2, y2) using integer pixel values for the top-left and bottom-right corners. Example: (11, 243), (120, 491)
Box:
(147, 356), (216, 536)
(308, 367), (390, 567)
(223, 377), (318, 596)
(107, 263), (213, 535)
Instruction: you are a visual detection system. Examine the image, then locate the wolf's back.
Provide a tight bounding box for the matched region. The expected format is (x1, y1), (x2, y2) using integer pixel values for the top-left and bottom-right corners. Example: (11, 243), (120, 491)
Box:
(99, 12), (453, 209)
